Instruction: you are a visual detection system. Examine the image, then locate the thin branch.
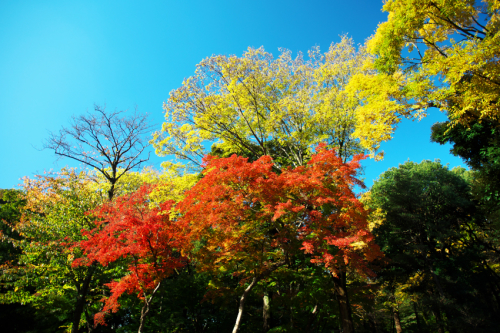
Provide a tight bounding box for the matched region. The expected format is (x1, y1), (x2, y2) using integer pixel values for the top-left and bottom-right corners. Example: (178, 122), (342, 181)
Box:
(44, 105), (153, 200)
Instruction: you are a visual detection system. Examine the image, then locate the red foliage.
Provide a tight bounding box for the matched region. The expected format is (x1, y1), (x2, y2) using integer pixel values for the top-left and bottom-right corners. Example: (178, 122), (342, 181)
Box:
(178, 144), (382, 280)
(74, 146), (383, 327)
(74, 185), (187, 326)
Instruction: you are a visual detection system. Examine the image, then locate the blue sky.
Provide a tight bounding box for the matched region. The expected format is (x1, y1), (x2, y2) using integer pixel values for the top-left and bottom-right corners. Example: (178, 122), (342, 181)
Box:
(0, 0), (464, 190)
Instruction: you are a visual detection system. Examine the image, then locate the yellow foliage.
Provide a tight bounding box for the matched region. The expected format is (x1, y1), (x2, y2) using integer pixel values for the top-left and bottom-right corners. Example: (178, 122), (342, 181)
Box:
(153, 36), (373, 168)
(88, 165), (197, 205)
(360, 192), (386, 231)
(348, 0), (500, 156)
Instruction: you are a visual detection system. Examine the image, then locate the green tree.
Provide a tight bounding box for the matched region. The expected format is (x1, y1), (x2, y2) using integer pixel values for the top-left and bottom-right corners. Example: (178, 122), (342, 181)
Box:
(0, 189), (64, 332)
(0, 189), (24, 264)
(431, 119), (500, 224)
(367, 160), (500, 332)
(0, 170), (120, 333)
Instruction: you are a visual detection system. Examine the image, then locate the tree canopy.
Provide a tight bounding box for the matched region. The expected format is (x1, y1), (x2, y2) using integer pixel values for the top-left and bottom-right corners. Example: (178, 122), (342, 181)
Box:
(367, 160), (499, 332)
(153, 36), (371, 169)
(3, 2), (500, 331)
(347, 0), (500, 154)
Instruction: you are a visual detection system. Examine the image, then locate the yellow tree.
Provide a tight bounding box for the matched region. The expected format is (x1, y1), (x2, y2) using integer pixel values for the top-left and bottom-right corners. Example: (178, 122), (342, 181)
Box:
(153, 38), (380, 332)
(153, 36), (372, 168)
(347, 0), (500, 155)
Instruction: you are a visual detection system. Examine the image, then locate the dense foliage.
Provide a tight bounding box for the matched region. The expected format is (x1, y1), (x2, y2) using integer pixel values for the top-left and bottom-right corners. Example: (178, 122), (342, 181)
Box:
(367, 161), (499, 332)
(2, 1), (500, 332)
(347, 0), (500, 155)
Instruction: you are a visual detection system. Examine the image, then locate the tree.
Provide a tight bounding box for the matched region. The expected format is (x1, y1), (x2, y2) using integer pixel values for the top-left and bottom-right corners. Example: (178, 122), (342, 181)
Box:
(367, 160), (500, 332)
(152, 39), (382, 331)
(152, 36), (371, 169)
(0, 189), (54, 333)
(0, 170), (113, 333)
(45, 105), (152, 200)
(88, 165), (198, 205)
(0, 189), (24, 266)
(177, 146), (383, 333)
(431, 119), (500, 218)
(75, 185), (187, 333)
(347, 0), (500, 154)
(36, 105), (152, 331)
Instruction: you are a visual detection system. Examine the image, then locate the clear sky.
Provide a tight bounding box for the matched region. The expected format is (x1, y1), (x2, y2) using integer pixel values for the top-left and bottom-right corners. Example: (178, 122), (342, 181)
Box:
(0, 0), (464, 190)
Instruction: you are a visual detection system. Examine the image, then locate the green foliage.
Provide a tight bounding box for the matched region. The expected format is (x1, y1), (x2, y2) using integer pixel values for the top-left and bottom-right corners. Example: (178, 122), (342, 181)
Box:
(0, 189), (24, 264)
(0, 170), (124, 332)
(0, 189), (64, 332)
(432, 119), (500, 211)
(431, 120), (500, 170)
(367, 160), (500, 332)
(133, 268), (237, 332)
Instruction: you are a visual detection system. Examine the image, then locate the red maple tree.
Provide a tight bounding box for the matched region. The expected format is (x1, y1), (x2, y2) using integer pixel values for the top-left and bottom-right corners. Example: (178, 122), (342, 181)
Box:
(177, 145), (383, 333)
(73, 146), (382, 333)
(74, 185), (187, 331)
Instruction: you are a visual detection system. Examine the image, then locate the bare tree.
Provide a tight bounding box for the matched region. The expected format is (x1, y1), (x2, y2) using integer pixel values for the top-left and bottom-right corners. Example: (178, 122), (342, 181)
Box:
(45, 105), (152, 200)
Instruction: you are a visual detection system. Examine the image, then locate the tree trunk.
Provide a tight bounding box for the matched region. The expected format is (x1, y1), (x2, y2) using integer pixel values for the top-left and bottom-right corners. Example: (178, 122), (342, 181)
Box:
(486, 281), (500, 316)
(71, 267), (95, 333)
(232, 260), (285, 333)
(263, 290), (271, 332)
(393, 308), (403, 333)
(108, 181), (115, 200)
(413, 302), (422, 333)
(289, 283), (294, 328)
(305, 304), (319, 333)
(432, 306), (445, 333)
(84, 307), (94, 333)
(137, 282), (161, 333)
(233, 277), (258, 333)
(368, 313), (378, 333)
(332, 273), (355, 333)
(428, 263), (446, 299)
(428, 263), (455, 333)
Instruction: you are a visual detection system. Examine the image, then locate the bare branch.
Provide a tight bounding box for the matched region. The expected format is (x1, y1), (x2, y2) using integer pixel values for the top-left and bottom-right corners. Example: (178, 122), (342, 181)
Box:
(44, 105), (154, 200)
